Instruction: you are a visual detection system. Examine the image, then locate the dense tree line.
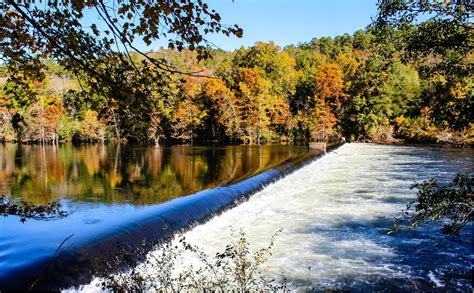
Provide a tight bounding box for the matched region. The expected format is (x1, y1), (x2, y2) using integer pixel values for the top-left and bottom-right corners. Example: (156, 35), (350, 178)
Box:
(0, 28), (472, 145)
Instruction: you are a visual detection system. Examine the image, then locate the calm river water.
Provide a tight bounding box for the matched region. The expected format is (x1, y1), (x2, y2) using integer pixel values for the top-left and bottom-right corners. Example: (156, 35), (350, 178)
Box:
(0, 144), (310, 290)
(0, 144), (307, 204)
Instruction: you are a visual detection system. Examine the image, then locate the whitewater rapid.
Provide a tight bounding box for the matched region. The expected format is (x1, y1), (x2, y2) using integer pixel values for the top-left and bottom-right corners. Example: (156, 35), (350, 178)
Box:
(77, 143), (473, 291)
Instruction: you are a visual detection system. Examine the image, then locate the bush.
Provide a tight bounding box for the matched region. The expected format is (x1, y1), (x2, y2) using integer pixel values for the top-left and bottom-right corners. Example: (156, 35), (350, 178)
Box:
(394, 115), (438, 143)
(74, 110), (105, 142)
(56, 116), (79, 141)
(395, 115), (474, 146)
(99, 230), (288, 291)
(368, 124), (394, 142)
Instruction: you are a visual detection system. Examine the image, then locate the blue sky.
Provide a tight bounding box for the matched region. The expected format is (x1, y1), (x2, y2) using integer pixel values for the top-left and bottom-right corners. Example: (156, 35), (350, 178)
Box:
(82, 0), (380, 52)
(203, 0), (379, 50)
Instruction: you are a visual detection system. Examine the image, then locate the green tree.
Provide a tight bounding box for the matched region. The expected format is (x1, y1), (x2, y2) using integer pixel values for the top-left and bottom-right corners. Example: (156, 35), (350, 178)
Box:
(374, 0), (473, 137)
(345, 54), (391, 140)
(381, 61), (421, 118)
(375, 0), (472, 57)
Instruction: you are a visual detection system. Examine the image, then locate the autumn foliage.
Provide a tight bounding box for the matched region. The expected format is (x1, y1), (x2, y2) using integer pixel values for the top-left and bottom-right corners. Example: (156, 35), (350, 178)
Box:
(0, 31), (472, 145)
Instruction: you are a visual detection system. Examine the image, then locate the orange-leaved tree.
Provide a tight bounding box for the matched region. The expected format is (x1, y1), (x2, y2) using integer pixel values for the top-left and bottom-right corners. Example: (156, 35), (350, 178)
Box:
(233, 68), (272, 145)
(201, 78), (241, 142)
(311, 63), (347, 141)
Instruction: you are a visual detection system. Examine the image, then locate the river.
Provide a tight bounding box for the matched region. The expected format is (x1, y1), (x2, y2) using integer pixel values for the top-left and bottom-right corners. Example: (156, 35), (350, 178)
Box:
(0, 143), (312, 290)
(121, 143), (473, 291)
(1, 143), (472, 291)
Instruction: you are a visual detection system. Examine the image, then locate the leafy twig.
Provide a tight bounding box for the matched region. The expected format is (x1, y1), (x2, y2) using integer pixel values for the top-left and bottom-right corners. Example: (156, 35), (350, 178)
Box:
(0, 194), (68, 222)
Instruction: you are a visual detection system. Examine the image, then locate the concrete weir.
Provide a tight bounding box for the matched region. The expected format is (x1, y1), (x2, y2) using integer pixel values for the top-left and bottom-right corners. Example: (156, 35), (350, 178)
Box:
(1, 143), (342, 291)
(309, 142), (327, 152)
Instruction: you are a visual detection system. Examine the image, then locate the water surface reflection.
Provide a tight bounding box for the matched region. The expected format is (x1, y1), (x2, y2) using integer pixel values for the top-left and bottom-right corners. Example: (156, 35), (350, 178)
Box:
(0, 144), (308, 204)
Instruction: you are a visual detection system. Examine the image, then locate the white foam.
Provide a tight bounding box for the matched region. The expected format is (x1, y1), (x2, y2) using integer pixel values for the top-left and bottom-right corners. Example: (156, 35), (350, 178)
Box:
(428, 271), (444, 287)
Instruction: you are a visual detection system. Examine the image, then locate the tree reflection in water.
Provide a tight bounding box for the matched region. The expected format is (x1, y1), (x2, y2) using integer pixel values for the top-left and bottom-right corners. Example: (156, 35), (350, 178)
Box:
(0, 144), (308, 205)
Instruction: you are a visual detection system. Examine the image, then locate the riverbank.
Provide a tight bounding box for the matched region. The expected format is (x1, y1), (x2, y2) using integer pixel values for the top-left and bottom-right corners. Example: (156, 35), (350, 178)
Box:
(2, 132), (472, 148)
(370, 121), (473, 147)
(357, 129), (474, 148)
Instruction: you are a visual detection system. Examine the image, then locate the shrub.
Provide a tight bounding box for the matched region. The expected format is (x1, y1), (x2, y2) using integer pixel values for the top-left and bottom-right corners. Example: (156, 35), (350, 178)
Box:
(394, 115), (438, 143)
(74, 110), (105, 142)
(99, 230), (288, 292)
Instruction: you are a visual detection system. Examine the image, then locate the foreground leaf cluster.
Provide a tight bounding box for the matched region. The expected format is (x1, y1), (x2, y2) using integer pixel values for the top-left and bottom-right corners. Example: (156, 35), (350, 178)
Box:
(390, 173), (473, 235)
(0, 194), (67, 222)
(99, 230), (288, 291)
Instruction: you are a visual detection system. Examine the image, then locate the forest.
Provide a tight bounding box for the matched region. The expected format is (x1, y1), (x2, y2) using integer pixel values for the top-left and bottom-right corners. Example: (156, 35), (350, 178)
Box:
(0, 28), (472, 145)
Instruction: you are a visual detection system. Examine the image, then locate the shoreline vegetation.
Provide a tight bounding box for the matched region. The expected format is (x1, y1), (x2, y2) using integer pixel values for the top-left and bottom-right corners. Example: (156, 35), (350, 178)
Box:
(1, 32), (472, 147)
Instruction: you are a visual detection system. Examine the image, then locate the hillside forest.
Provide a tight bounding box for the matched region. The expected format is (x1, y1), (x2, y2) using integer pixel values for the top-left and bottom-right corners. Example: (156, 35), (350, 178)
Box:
(0, 29), (472, 145)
